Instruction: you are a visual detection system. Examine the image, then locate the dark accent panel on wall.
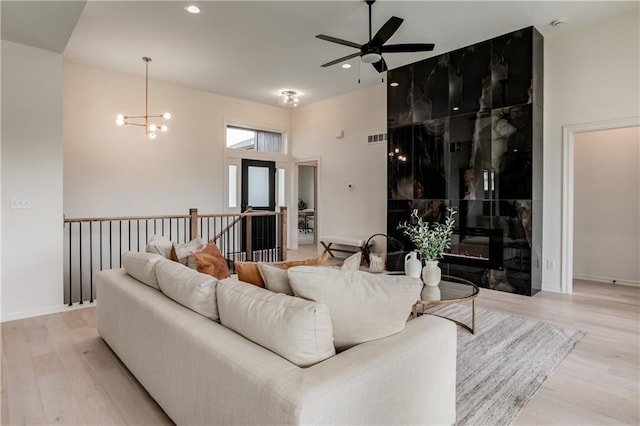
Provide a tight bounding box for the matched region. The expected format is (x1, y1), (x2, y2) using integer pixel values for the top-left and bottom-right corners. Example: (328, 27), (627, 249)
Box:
(387, 66), (413, 129)
(414, 119), (448, 199)
(388, 125), (414, 200)
(449, 41), (492, 115)
(491, 29), (533, 109)
(447, 112), (492, 201)
(413, 55), (450, 121)
(387, 26), (543, 296)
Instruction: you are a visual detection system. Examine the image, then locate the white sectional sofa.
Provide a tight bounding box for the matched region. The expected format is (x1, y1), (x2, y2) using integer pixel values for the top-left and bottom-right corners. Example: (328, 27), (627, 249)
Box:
(96, 254), (457, 425)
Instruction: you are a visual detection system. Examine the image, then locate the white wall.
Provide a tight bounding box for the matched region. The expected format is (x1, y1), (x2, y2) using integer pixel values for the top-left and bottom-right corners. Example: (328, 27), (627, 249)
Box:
(543, 13), (639, 291)
(64, 62), (290, 217)
(290, 83), (387, 244)
(1, 41), (64, 320)
(573, 127), (639, 285)
(298, 165), (315, 209)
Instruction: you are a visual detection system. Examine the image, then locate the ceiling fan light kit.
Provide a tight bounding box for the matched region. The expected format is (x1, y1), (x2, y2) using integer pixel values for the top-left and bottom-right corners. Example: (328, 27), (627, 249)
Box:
(316, 0), (435, 73)
(116, 57), (171, 140)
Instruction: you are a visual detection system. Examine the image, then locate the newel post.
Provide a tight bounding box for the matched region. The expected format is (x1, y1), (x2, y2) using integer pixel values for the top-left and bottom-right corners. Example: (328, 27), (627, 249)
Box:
(245, 206), (253, 261)
(189, 208), (198, 240)
(280, 206), (288, 261)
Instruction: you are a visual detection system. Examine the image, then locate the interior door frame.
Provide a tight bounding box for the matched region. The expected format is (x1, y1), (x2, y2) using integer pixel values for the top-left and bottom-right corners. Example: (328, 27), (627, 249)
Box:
(561, 116), (640, 293)
(295, 158), (320, 249)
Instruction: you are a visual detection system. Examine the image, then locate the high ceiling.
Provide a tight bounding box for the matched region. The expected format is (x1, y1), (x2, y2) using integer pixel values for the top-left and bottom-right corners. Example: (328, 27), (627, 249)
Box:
(4, 1), (638, 107)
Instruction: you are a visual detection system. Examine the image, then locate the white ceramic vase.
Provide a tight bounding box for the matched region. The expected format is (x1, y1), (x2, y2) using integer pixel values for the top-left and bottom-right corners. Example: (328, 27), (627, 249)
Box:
(422, 260), (441, 287)
(404, 251), (422, 278)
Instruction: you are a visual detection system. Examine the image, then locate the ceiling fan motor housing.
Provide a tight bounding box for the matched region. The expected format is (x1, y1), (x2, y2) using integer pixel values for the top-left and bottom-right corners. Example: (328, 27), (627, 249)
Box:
(361, 44), (382, 63)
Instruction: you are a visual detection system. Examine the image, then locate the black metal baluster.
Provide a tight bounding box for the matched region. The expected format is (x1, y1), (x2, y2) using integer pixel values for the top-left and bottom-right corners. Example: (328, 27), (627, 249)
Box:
(79, 222), (83, 304)
(119, 220), (122, 267)
(109, 221), (113, 268)
(145, 219), (149, 244)
(100, 221), (103, 271)
(169, 218), (172, 241)
(68, 223), (72, 306)
(137, 220), (140, 251)
(177, 218), (180, 243)
(128, 220), (131, 251)
(90, 221), (94, 303)
(183, 218), (187, 242)
(162, 218), (165, 236)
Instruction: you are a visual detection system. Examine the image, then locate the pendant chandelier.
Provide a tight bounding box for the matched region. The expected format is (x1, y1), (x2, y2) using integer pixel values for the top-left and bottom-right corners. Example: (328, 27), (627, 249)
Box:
(116, 57), (171, 139)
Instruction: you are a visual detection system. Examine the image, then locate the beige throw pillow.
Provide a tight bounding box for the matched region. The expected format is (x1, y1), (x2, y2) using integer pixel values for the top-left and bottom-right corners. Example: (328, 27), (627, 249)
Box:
(155, 259), (219, 321)
(145, 234), (173, 259)
(122, 251), (164, 289)
(217, 278), (335, 367)
(288, 266), (423, 351)
(258, 263), (293, 295)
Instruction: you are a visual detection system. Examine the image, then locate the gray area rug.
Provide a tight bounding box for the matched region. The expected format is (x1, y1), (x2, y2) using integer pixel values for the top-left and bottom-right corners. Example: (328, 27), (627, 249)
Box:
(429, 304), (586, 426)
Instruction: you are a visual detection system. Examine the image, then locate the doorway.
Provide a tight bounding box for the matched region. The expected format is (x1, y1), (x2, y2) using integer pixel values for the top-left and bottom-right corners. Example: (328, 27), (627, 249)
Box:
(297, 161), (317, 246)
(561, 118), (640, 293)
(241, 159), (276, 252)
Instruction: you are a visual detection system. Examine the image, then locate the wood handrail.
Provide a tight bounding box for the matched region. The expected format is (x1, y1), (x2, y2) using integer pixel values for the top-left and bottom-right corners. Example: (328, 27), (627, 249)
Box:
(64, 210), (283, 224)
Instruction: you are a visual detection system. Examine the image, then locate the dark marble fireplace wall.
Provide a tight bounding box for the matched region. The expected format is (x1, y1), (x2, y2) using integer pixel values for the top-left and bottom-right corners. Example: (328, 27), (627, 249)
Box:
(387, 27), (543, 296)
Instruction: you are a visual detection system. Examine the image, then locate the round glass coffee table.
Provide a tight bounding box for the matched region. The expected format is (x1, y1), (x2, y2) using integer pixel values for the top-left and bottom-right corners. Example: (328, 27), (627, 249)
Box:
(412, 275), (479, 334)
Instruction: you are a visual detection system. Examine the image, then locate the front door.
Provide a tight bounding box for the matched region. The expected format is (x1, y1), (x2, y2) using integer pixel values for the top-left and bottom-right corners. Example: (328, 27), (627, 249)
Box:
(241, 159), (276, 253)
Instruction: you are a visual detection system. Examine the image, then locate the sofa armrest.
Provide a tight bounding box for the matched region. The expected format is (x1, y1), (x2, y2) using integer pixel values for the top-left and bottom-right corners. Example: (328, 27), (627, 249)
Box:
(300, 315), (457, 425)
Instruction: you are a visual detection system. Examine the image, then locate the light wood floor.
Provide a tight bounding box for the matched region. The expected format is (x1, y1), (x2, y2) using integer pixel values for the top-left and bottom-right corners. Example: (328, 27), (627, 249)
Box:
(1, 246), (638, 425)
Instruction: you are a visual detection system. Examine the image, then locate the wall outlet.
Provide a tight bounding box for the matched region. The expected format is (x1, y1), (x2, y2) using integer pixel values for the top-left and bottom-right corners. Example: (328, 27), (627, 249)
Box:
(10, 198), (32, 209)
(546, 260), (555, 271)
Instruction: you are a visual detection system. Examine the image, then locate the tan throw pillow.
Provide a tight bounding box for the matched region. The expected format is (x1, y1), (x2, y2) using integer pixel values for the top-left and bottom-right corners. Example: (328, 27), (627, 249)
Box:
(217, 278), (335, 367)
(145, 234), (173, 259)
(192, 241), (231, 280)
(155, 258), (219, 321)
(171, 238), (206, 269)
(122, 251), (165, 289)
(341, 252), (362, 270)
(258, 263), (292, 295)
(235, 252), (329, 287)
(288, 266), (423, 351)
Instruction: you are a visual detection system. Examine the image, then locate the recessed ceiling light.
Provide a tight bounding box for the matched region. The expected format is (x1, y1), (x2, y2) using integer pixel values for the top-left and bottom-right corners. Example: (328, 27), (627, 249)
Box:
(453, 107), (460, 111)
(185, 5), (200, 14)
(390, 82), (399, 87)
(342, 63), (352, 69)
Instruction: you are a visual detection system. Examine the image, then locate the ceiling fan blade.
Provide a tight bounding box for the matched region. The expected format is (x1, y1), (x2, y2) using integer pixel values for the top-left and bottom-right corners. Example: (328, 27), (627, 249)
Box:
(382, 43), (435, 53)
(321, 52), (361, 68)
(316, 34), (362, 49)
(371, 57), (388, 73)
(371, 16), (403, 45)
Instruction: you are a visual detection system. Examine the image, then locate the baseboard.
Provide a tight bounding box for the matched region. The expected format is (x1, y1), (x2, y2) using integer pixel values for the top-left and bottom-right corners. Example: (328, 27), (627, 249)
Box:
(1, 300), (97, 322)
(573, 274), (640, 287)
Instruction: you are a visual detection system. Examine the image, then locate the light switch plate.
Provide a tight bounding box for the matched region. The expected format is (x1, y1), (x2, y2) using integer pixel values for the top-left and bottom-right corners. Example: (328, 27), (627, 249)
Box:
(10, 198), (32, 209)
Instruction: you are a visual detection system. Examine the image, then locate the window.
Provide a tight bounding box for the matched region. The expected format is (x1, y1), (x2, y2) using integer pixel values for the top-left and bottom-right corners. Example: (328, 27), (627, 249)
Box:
(226, 125), (283, 153)
(277, 168), (286, 207)
(228, 165), (237, 208)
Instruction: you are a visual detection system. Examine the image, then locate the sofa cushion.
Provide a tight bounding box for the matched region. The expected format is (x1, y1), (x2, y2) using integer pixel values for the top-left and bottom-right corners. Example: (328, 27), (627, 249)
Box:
(235, 253), (329, 287)
(145, 234), (173, 259)
(288, 266), (423, 351)
(122, 251), (164, 289)
(217, 278), (335, 367)
(192, 241), (231, 280)
(155, 259), (219, 321)
(171, 238), (207, 269)
(258, 263), (292, 295)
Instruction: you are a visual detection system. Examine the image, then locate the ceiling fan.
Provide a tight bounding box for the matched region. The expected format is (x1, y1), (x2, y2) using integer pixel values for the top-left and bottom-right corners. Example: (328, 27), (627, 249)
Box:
(316, 0), (435, 73)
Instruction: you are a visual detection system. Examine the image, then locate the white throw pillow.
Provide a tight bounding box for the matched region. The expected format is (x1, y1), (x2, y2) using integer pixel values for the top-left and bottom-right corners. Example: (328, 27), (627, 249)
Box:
(288, 266), (423, 351)
(122, 251), (164, 289)
(172, 238), (206, 269)
(217, 278), (335, 367)
(155, 259), (219, 321)
(341, 252), (362, 270)
(258, 263), (292, 295)
(145, 234), (173, 259)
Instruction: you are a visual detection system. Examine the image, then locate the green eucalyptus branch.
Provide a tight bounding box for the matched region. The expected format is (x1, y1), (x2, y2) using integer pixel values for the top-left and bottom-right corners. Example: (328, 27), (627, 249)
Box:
(397, 207), (457, 261)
